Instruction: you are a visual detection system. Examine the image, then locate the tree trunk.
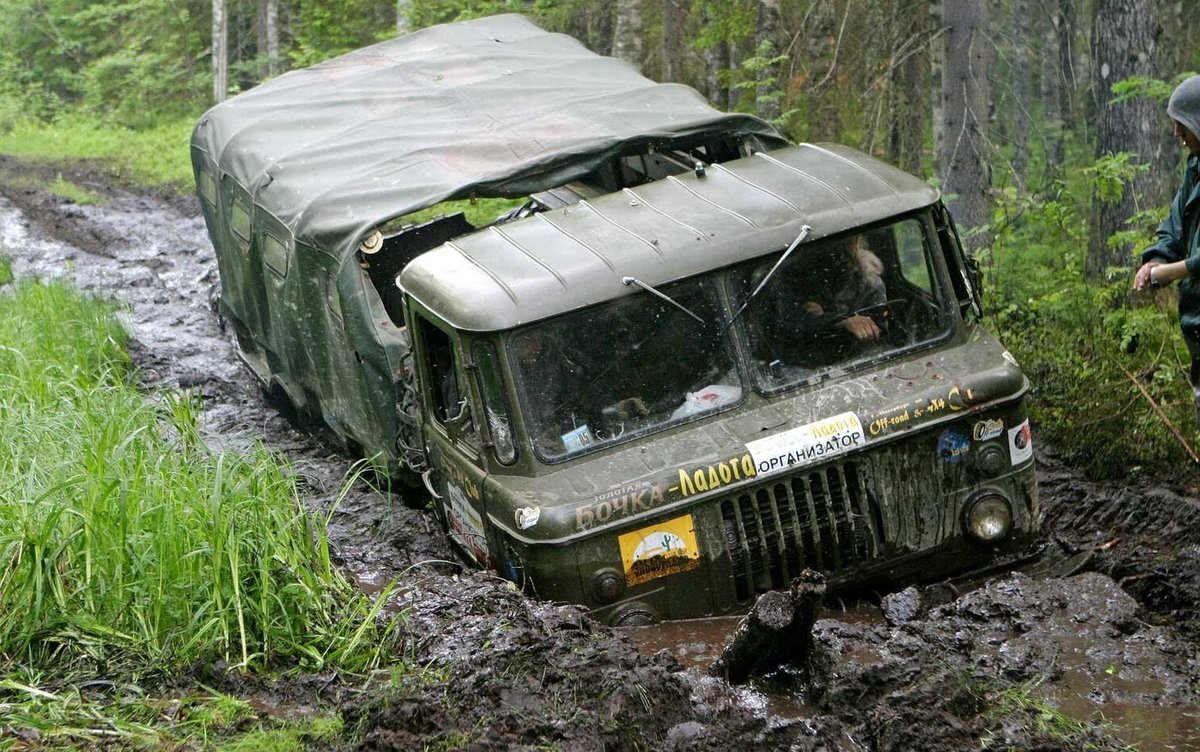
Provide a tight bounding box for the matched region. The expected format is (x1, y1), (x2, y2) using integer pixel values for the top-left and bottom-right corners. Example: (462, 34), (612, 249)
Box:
(889, 3), (930, 176)
(662, 0), (684, 82)
(1056, 0), (1079, 157)
(265, 0), (279, 76)
(1010, 0), (1031, 187)
(397, 0), (409, 34)
(938, 0), (991, 250)
(1040, 2), (1062, 174)
(755, 0), (782, 123)
(702, 14), (730, 112)
(613, 0), (643, 69)
(930, 0), (945, 170)
(587, 2), (614, 57)
(213, 0), (227, 103)
(1085, 0), (1162, 281)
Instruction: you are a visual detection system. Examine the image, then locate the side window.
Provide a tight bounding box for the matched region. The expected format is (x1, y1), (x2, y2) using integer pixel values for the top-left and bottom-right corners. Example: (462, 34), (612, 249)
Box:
(418, 318), (464, 424)
(198, 168), (217, 206)
(933, 205), (982, 319)
(473, 341), (517, 465)
(262, 233), (290, 279)
(229, 196), (251, 252)
(895, 219), (935, 294)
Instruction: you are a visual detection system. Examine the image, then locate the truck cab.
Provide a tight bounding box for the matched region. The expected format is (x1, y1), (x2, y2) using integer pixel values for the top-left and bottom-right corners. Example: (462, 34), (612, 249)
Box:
(397, 145), (1037, 625)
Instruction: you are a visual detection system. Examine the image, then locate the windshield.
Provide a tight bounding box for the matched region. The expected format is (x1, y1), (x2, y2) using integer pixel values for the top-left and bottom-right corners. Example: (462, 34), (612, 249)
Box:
(730, 217), (953, 391)
(510, 278), (742, 461)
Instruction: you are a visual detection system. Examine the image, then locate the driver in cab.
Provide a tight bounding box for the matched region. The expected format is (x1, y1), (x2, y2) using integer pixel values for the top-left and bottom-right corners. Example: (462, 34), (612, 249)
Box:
(797, 234), (887, 343)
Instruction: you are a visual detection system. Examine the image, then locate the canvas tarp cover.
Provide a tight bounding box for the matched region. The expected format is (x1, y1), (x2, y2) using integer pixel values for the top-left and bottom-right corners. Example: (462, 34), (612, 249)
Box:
(190, 13), (786, 265)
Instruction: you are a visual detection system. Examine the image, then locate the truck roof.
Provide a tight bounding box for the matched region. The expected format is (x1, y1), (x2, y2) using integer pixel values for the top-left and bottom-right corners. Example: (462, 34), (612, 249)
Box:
(400, 142), (941, 331)
(190, 13), (785, 264)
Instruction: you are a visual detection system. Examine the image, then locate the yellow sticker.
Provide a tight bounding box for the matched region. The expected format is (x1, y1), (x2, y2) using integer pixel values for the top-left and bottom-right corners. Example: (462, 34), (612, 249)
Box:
(618, 514), (702, 586)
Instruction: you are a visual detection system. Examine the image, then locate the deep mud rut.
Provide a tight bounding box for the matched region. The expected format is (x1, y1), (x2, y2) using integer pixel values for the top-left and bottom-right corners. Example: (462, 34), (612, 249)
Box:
(3, 157), (1200, 751)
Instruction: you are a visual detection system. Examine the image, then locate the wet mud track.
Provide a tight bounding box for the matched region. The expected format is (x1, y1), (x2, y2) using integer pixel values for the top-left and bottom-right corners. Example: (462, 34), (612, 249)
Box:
(3, 158), (1200, 750)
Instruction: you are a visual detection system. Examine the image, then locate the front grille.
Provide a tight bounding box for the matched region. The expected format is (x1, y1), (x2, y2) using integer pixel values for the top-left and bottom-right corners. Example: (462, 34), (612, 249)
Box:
(721, 461), (884, 603)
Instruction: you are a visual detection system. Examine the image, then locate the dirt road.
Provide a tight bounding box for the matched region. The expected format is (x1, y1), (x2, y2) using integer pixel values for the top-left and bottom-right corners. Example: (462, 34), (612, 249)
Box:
(3, 157), (1198, 750)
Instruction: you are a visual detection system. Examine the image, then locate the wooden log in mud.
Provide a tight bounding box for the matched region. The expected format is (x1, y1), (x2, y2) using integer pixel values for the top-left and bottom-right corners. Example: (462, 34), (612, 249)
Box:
(712, 569), (825, 684)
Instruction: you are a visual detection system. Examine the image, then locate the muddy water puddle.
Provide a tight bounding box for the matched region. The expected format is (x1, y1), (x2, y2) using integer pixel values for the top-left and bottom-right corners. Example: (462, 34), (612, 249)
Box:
(624, 598), (1200, 751)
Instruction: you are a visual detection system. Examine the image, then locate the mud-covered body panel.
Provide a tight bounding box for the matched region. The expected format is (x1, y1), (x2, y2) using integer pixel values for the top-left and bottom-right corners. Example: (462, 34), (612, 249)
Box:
(463, 327), (1037, 621)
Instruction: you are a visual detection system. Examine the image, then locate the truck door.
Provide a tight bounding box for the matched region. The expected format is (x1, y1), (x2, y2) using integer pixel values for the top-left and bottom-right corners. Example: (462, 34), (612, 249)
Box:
(412, 314), (492, 566)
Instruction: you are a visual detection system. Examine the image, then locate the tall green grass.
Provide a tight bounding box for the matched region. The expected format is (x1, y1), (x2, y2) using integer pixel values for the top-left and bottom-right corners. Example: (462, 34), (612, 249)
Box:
(0, 277), (399, 681)
(0, 114), (195, 189)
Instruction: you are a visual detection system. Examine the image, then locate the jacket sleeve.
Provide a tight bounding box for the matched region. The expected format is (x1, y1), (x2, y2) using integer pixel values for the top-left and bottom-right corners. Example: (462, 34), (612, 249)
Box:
(1142, 181), (1188, 265)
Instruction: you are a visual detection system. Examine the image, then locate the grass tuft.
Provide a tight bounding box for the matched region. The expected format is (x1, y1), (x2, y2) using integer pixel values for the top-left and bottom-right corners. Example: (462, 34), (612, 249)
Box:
(0, 277), (407, 743)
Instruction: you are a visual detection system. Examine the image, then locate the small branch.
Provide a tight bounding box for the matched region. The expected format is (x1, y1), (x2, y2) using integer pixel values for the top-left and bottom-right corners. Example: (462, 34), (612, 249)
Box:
(1120, 364), (1200, 464)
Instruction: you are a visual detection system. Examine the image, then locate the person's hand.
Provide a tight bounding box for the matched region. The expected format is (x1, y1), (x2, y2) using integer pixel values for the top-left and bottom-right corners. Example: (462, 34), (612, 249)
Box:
(1134, 262), (1159, 292)
(803, 301), (824, 315)
(839, 314), (882, 340)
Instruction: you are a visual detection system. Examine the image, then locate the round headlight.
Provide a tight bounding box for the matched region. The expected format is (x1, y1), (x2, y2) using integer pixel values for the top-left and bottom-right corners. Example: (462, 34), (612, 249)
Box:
(963, 492), (1013, 543)
(591, 568), (625, 604)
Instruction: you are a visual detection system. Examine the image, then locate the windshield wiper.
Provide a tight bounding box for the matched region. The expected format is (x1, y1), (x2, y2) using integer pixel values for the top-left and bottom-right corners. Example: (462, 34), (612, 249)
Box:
(722, 224), (812, 334)
(621, 276), (705, 324)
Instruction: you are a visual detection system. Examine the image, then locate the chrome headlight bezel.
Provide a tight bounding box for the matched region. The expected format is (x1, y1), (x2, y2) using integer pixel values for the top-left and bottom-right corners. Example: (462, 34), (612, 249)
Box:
(962, 491), (1013, 544)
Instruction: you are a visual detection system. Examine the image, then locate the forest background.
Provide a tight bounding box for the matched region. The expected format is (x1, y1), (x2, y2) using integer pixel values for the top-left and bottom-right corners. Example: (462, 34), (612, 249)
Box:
(1, 0), (1198, 479)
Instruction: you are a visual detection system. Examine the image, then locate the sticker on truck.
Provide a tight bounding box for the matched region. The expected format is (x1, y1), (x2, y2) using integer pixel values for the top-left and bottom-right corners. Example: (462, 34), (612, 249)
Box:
(618, 514), (702, 586)
(745, 411), (865, 477)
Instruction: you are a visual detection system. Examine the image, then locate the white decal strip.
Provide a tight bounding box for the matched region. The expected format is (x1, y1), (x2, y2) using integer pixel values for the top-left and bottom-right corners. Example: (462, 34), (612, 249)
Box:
(745, 411), (866, 478)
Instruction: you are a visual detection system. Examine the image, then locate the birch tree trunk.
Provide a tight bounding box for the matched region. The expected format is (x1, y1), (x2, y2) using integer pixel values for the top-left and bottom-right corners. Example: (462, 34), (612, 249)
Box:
(613, 0), (643, 69)
(1085, 0), (1162, 280)
(265, 0), (279, 76)
(938, 0), (991, 250)
(213, 0), (227, 103)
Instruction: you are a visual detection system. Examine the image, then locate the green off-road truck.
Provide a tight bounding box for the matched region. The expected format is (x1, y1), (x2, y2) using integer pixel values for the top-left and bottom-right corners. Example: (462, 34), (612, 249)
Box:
(192, 14), (1038, 625)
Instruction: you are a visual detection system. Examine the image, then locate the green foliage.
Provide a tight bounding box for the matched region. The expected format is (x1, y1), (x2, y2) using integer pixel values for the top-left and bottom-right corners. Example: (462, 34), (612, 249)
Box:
(0, 679), (345, 750)
(1110, 72), (1200, 105)
(987, 166), (1196, 479)
(689, 0), (757, 51)
(1084, 152), (1149, 204)
(730, 39), (791, 125)
(0, 0), (210, 127)
(0, 278), (405, 685)
(289, 0), (399, 67)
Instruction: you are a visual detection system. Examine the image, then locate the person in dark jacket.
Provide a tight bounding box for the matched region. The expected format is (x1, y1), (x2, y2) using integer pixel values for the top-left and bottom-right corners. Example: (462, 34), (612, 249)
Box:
(1134, 75), (1200, 420)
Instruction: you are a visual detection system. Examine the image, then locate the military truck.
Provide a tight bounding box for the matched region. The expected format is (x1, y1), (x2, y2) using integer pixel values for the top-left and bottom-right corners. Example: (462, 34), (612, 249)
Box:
(191, 14), (1038, 625)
